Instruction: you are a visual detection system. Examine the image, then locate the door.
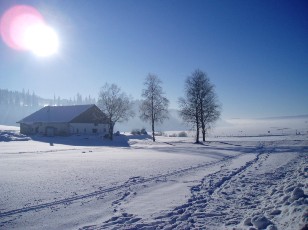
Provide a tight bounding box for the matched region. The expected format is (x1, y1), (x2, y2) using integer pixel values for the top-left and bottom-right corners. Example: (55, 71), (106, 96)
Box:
(46, 127), (55, 136)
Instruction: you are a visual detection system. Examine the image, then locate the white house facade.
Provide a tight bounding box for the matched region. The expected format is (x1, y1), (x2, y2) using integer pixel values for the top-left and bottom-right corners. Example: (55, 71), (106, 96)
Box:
(69, 123), (107, 135)
(18, 104), (109, 136)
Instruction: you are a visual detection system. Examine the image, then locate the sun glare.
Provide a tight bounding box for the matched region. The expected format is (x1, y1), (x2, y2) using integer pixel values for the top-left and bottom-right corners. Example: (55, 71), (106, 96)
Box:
(0, 5), (59, 57)
(24, 23), (59, 57)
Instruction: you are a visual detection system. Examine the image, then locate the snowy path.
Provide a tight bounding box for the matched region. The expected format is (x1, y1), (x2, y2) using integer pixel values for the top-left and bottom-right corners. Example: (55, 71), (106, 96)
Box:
(80, 141), (308, 230)
(0, 135), (307, 229)
(0, 151), (242, 219)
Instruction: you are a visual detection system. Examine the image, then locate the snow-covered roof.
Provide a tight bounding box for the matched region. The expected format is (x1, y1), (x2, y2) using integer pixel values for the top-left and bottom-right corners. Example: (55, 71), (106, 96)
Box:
(18, 105), (96, 123)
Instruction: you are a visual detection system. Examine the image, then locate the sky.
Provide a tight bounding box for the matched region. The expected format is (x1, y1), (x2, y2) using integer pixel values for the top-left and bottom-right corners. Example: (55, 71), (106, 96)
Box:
(0, 0), (307, 119)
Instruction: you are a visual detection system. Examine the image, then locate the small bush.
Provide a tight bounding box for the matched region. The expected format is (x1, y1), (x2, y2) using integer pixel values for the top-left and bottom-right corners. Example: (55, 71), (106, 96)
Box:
(169, 133), (177, 137)
(140, 128), (147, 135)
(131, 129), (141, 135)
(178, 131), (188, 137)
(114, 131), (120, 136)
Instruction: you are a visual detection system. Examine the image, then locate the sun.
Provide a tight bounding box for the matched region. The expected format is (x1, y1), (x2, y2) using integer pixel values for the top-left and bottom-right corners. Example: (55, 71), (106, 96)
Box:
(24, 23), (59, 57)
(0, 5), (59, 57)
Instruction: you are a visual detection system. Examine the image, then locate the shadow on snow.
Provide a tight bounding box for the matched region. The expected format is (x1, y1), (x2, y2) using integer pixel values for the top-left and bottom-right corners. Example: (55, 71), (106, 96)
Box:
(30, 134), (152, 147)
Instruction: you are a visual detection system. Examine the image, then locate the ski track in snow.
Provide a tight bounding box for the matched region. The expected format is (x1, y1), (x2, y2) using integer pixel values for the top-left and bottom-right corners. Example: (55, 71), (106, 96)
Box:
(79, 146), (264, 230)
(0, 151), (244, 219)
(0, 135), (307, 230)
(80, 142), (308, 230)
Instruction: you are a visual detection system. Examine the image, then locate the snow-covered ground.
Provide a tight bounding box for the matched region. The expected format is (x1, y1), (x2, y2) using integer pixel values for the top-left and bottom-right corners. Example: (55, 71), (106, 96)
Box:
(0, 126), (307, 230)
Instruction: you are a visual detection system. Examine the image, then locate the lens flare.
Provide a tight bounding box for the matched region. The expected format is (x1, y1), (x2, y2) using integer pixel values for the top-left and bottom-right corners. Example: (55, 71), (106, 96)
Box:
(0, 5), (59, 56)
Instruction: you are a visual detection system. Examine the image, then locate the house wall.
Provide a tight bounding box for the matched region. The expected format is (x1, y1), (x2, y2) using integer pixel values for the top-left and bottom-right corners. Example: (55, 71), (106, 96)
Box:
(20, 122), (109, 136)
(43, 123), (70, 136)
(20, 122), (70, 136)
(20, 123), (35, 135)
(69, 123), (108, 135)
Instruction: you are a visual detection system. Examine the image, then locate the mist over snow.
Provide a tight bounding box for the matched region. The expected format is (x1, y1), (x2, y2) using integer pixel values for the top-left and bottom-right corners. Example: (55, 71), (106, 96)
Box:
(212, 115), (308, 137)
(114, 103), (188, 133)
(114, 101), (308, 136)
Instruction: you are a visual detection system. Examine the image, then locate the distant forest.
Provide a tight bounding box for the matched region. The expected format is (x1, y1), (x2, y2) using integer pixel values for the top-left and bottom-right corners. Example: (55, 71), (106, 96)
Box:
(0, 88), (96, 126)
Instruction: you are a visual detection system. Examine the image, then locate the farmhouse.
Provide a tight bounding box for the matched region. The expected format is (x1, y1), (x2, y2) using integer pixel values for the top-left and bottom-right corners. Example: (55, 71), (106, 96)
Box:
(17, 104), (109, 136)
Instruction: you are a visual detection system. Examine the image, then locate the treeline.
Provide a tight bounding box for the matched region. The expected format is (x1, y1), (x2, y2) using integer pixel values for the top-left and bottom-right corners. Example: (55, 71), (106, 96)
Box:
(0, 89), (96, 107)
(0, 89), (39, 107)
(52, 93), (96, 106)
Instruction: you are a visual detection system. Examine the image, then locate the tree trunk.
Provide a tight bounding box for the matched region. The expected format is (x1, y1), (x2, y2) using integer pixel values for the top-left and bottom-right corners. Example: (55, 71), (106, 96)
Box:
(109, 121), (114, 140)
(196, 129), (199, 143)
(195, 106), (199, 143)
(152, 119), (155, 142)
(151, 95), (155, 142)
(201, 118), (206, 142)
(200, 100), (206, 142)
(202, 129), (206, 142)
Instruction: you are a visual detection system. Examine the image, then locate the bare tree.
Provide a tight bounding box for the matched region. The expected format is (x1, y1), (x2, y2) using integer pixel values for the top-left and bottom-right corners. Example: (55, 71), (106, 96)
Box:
(98, 83), (134, 140)
(179, 69), (220, 143)
(140, 74), (169, 142)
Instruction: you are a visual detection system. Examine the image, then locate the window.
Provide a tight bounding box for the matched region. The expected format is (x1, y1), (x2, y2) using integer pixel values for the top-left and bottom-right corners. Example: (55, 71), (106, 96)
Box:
(92, 129), (97, 133)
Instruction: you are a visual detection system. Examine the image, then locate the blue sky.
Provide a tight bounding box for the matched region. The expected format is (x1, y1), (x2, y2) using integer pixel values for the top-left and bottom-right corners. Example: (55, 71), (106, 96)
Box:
(0, 0), (307, 119)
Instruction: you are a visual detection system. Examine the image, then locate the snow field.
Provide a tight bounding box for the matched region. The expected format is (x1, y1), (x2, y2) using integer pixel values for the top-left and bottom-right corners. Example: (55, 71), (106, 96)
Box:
(0, 128), (307, 229)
